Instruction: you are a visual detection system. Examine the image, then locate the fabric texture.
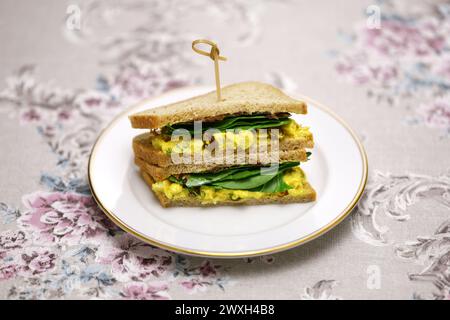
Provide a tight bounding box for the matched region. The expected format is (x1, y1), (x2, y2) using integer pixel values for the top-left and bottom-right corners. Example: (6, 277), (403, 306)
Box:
(0, 0), (449, 300)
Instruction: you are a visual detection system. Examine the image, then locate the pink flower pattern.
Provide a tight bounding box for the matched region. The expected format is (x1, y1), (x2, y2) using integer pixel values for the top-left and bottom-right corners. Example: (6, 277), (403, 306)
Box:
(18, 248), (56, 276)
(417, 96), (450, 130)
(0, 264), (19, 280)
(19, 192), (112, 246)
(0, 230), (27, 250)
(96, 234), (174, 282)
(179, 261), (227, 294)
(334, 2), (450, 135)
(121, 282), (170, 300)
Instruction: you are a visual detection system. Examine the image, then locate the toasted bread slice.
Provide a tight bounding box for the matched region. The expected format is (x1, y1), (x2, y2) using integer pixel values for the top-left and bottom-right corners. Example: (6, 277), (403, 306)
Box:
(129, 82), (307, 129)
(135, 149), (308, 181)
(140, 170), (316, 208)
(133, 132), (313, 168)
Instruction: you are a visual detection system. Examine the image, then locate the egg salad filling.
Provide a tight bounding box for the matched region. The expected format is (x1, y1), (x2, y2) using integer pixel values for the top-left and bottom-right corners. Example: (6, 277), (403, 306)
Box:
(151, 118), (312, 155)
(151, 166), (310, 204)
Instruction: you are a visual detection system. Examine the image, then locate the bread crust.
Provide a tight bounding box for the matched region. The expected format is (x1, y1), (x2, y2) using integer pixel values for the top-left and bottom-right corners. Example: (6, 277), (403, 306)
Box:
(129, 82), (307, 129)
(140, 170), (316, 208)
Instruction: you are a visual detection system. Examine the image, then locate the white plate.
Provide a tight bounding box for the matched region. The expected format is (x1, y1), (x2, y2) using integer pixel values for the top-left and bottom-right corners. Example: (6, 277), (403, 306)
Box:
(88, 86), (368, 258)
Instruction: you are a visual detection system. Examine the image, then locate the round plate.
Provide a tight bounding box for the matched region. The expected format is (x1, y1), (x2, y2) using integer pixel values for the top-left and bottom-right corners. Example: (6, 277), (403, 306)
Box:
(88, 86), (368, 258)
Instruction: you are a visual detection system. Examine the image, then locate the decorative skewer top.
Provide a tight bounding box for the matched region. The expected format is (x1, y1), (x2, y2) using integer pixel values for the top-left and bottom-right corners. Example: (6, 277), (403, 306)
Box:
(192, 39), (227, 101)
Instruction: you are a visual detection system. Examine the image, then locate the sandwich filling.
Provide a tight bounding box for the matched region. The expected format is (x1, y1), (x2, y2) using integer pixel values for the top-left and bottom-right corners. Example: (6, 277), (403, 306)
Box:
(151, 114), (312, 155)
(151, 162), (312, 204)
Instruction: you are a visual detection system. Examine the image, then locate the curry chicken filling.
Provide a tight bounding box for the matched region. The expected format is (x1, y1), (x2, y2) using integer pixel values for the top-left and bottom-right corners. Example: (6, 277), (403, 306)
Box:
(151, 118), (312, 154)
(152, 166), (311, 205)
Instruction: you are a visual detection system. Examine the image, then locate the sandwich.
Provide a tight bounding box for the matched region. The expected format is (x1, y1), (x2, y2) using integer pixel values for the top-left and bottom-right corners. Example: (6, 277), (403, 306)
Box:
(129, 81), (316, 207)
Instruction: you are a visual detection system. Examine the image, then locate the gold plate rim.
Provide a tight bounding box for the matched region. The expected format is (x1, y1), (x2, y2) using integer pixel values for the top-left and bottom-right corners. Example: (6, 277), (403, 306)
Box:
(88, 86), (368, 258)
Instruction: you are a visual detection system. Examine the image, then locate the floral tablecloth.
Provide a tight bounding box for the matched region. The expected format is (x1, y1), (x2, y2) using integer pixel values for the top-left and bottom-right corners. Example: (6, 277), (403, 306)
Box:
(0, 0), (449, 300)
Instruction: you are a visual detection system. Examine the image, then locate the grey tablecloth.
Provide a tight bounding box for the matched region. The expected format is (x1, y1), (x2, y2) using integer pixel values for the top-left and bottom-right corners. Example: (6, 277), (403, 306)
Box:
(0, 0), (449, 300)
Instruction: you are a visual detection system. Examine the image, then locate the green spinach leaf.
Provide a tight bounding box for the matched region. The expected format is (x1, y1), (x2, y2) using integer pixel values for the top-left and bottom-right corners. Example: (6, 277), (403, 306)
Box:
(249, 173), (293, 193)
(172, 162), (300, 193)
(163, 114), (291, 135)
(211, 172), (277, 190)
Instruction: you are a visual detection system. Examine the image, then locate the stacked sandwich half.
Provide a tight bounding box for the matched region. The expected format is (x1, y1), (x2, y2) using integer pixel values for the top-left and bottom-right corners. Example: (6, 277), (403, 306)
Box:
(129, 82), (316, 207)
